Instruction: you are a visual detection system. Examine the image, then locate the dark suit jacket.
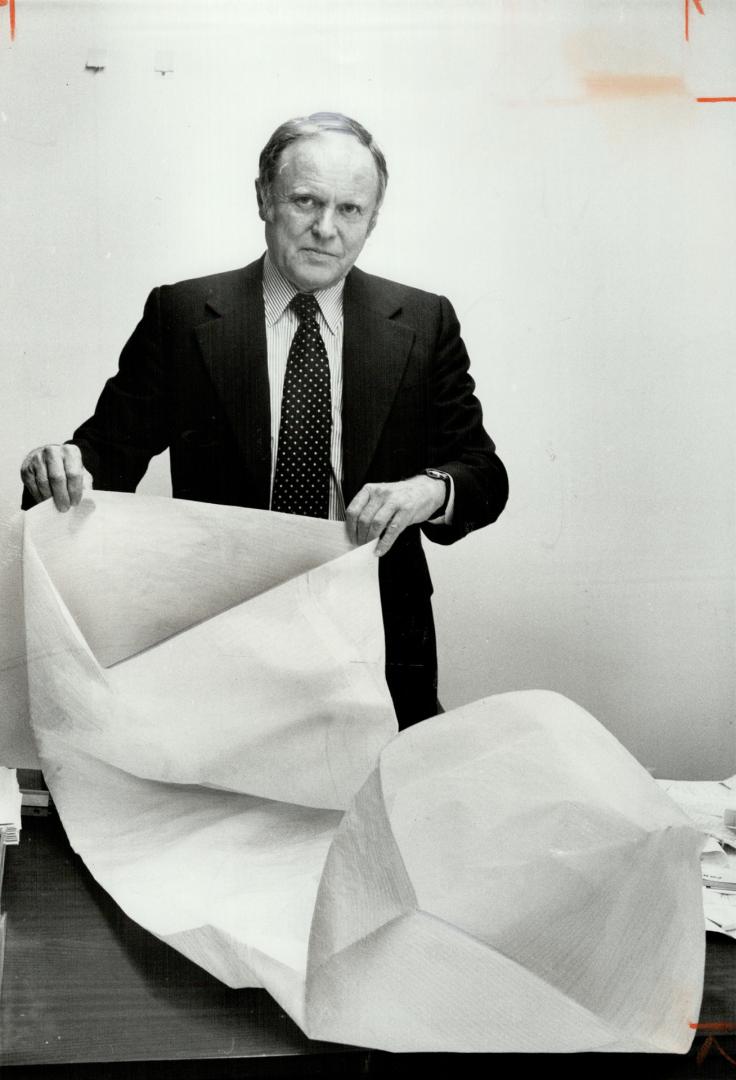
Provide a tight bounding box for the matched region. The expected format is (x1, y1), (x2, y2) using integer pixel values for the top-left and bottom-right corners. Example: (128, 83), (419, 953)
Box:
(67, 256), (509, 724)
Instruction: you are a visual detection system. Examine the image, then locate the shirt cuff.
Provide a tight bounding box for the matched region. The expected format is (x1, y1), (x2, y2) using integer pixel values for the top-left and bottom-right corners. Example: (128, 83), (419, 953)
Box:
(429, 473), (455, 525)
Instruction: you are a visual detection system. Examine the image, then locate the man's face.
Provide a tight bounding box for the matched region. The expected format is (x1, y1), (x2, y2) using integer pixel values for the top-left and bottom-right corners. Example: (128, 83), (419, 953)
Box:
(258, 131), (381, 293)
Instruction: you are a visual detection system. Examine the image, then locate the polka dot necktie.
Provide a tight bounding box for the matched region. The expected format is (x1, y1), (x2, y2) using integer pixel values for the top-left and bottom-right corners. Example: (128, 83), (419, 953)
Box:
(271, 293), (332, 519)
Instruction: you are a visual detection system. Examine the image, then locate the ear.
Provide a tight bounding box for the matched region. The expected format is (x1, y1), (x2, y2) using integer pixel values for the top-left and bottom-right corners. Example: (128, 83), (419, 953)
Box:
(366, 190), (383, 236)
(255, 179), (270, 222)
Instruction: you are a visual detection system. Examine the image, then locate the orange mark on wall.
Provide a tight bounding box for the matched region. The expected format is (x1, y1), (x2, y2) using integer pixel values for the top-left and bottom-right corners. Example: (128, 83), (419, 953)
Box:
(690, 1021), (736, 1032)
(583, 74), (685, 99)
(0, 0), (16, 41)
(697, 96), (736, 102)
(685, 0), (706, 42)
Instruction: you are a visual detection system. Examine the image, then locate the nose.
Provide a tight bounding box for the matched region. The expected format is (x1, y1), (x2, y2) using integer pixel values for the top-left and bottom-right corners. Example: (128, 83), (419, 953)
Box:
(311, 206), (337, 241)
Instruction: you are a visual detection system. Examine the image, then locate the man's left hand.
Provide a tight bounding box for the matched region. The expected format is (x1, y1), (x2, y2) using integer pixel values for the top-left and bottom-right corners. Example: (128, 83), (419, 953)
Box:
(345, 475), (446, 557)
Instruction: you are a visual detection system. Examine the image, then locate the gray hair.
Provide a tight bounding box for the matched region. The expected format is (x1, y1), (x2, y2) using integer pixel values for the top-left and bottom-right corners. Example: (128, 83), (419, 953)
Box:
(257, 111), (388, 209)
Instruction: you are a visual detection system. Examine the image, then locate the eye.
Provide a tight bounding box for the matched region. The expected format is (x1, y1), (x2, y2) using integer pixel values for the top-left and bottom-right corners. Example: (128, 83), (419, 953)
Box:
(292, 194), (316, 210)
(340, 204), (361, 217)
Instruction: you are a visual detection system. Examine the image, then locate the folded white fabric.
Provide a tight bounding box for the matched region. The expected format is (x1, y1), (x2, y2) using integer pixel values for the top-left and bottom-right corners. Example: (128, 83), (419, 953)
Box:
(1, 493), (705, 1052)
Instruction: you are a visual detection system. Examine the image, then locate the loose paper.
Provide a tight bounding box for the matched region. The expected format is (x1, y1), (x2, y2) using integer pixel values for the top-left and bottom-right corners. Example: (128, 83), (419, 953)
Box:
(305, 692), (706, 1053)
(658, 776), (736, 937)
(657, 777), (736, 850)
(0, 494), (706, 1052)
(0, 767), (21, 844)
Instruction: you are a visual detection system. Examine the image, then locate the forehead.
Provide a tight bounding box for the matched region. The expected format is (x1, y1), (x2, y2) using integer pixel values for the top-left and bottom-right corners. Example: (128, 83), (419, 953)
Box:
(275, 132), (379, 199)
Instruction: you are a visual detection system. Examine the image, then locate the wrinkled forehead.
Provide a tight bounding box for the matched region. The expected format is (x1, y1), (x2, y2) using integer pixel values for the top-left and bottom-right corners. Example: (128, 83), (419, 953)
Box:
(274, 132), (381, 200)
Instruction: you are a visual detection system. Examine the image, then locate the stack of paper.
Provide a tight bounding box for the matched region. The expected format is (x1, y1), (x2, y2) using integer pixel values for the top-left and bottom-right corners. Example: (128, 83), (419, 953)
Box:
(0, 766), (21, 991)
(658, 776), (736, 936)
(0, 768), (21, 847)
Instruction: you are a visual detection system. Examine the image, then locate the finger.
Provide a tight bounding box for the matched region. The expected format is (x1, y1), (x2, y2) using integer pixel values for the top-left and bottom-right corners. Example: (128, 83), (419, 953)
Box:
(363, 500), (397, 545)
(345, 486), (373, 545)
(61, 445), (85, 506)
(356, 496), (388, 546)
(20, 460), (44, 504)
(43, 446), (71, 511)
(33, 459), (53, 503)
(66, 470), (83, 507)
(375, 512), (408, 557)
(82, 468), (94, 492)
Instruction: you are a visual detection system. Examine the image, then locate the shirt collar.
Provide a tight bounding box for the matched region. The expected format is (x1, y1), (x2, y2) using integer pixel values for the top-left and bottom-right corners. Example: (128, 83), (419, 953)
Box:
(262, 252), (344, 336)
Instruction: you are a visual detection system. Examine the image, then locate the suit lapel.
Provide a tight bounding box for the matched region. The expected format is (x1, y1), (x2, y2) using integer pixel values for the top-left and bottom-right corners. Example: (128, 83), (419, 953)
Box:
(342, 269), (415, 504)
(194, 262), (272, 509)
(192, 261), (415, 511)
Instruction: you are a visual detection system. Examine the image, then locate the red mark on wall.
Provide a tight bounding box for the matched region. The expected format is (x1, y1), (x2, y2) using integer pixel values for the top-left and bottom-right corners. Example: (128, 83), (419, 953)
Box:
(684, 1), (736, 102)
(685, 0), (706, 42)
(690, 1021), (736, 1032)
(0, 0), (16, 42)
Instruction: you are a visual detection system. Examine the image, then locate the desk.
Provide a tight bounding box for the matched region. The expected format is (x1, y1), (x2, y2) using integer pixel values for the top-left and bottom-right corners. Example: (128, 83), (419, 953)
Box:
(1, 816), (734, 1079)
(0, 815), (365, 1077)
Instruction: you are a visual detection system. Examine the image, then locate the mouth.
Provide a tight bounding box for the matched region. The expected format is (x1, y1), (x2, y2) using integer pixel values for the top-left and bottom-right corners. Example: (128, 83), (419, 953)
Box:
(301, 248), (338, 258)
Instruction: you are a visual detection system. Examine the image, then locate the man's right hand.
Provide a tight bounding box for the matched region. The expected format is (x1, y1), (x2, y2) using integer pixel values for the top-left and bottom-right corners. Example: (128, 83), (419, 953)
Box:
(20, 444), (93, 512)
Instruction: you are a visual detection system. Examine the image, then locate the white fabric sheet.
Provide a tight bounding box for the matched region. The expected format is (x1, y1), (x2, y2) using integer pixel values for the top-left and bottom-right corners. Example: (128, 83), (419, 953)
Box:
(0, 493), (706, 1053)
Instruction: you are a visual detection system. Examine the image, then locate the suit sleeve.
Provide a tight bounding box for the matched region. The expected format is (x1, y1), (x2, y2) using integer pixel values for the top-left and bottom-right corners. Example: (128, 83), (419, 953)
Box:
(69, 287), (171, 493)
(421, 294), (509, 546)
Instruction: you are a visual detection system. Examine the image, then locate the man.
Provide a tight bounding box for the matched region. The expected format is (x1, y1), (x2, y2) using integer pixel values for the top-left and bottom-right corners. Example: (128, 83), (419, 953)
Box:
(20, 112), (509, 728)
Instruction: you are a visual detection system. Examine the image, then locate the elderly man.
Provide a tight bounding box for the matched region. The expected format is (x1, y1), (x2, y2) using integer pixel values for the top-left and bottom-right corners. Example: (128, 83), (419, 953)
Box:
(20, 112), (509, 728)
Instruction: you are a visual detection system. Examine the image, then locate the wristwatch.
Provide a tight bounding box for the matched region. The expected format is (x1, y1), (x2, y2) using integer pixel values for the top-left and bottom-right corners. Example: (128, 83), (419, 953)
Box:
(424, 468), (451, 519)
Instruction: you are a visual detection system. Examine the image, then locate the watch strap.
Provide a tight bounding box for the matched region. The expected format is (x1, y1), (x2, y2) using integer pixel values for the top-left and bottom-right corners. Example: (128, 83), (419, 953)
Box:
(424, 468), (451, 518)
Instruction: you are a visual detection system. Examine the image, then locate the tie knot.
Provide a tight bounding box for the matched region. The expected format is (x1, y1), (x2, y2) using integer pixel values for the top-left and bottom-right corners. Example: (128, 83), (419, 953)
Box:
(290, 293), (320, 322)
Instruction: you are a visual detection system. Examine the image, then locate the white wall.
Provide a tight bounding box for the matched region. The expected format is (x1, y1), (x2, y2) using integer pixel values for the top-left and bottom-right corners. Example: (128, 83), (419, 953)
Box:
(2, 0), (734, 778)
